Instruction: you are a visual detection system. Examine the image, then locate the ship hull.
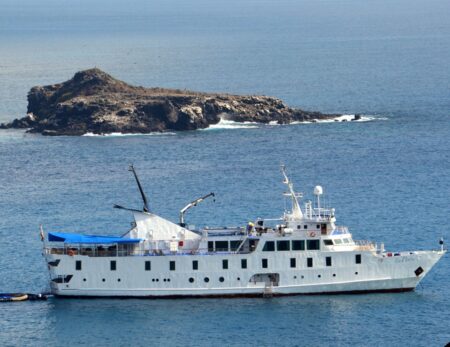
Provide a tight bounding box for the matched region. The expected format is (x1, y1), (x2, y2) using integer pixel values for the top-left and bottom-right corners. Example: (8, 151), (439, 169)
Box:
(46, 249), (444, 298)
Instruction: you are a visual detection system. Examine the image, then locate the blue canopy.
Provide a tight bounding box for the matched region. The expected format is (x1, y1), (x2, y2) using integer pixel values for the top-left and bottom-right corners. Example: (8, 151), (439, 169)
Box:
(48, 232), (141, 244)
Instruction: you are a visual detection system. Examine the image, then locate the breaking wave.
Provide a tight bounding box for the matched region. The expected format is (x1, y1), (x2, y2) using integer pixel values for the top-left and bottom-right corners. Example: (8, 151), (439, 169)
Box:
(204, 119), (260, 130)
(82, 132), (176, 137)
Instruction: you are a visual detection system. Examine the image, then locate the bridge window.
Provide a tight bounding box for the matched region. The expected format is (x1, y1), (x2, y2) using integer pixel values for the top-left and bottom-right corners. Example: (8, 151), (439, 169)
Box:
(323, 239), (333, 246)
(307, 240), (320, 250)
(170, 261), (176, 271)
(110, 260), (116, 271)
(307, 258), (313, 268)
(297, 225), (301, 230)
(208, 241), (214, 252)
(215, 241), (228, 252)
(263, 241), (275, 252)
(355, 254), (361, 264)
(290, 258), (296, 268)
(262, 258), (268, 268)
(277, 240), (290, 251)
(230, 240), (241, 251)
(326, 256), (332, 266)
(222, 259), (228, 269)
(75, 260), (82, 271)
(145, 261), (151, 271)
(292, 240), (305, 251)
(241, 259), (247, 269)
(192, 260), (198, 270)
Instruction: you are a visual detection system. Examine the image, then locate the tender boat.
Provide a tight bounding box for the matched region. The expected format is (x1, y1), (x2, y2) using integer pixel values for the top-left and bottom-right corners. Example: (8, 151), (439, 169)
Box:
(42, 166), (445, 297)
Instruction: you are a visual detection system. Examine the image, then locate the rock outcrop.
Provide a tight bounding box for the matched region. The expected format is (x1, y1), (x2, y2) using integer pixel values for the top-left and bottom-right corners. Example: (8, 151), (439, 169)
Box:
(0, 68), (341, 135)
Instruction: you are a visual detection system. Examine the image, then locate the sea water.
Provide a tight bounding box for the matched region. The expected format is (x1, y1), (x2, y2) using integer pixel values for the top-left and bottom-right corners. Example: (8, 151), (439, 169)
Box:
(0, 0), (449, 346)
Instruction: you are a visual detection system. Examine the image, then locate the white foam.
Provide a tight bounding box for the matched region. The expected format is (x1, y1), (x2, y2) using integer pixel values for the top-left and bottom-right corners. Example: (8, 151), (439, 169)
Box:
(292, 114), (387, 124)
(82, 132), (176, 137)
(204, 119), (259, 130)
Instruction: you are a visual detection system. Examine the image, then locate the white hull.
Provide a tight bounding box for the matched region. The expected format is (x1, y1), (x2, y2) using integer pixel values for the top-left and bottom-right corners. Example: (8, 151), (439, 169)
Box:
(46, 250), (444, 298)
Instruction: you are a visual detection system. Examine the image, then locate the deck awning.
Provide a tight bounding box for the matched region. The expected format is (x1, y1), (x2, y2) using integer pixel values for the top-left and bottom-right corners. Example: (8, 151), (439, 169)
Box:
(48, 232), (141, 244)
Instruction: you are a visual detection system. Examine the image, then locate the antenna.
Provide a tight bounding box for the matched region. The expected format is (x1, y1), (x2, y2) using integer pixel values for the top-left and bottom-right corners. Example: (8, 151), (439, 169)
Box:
(128, 165), (150, 212)
(280, 165), (303, 219)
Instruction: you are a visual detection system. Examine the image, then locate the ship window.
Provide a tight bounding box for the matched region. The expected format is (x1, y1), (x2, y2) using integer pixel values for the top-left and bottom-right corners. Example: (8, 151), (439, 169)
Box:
(307, 240), (320, 250)
(241, 259), (247, 269)
(230, 240), (241, 251)
(208, 241), (214, 252)
(75, 260), (82, 271)
(222, 259), (228, 270)
(262, 258), (268, 268)
(297, 225), (301, 230)
(192, 260), (198, 270)
(262, 241), (275, 252)
(110, 260), (116, 271)
(343, 238), (350, 244)
(304, 225), (307, 229)
(307, 258), (313, 268)
(290, 258), (296, 268)
(145, 261), (151, 271)
(334, 239), (342, 244)
(277, 240), (290, 251)
(292, 240), (305, 250)
(324, 239), (333, 246)
(326, 256), (332, 266)
(189, 277), (194, 283)
(316, 224), (320, 229)
(355, 254), (361, 264)
(204, 277), (209, 283)
(170, 261), (176, 271)
(215, 241), (229, 252)
(219, 277), (225, 282)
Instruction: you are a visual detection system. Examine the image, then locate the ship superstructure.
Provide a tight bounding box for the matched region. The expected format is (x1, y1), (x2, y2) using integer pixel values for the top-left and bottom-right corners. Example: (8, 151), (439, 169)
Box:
(43, 166), (445, 297)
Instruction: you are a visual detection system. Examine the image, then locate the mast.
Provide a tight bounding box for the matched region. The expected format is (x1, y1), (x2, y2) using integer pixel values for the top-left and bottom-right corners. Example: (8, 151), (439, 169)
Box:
(280, 165), (303, 219)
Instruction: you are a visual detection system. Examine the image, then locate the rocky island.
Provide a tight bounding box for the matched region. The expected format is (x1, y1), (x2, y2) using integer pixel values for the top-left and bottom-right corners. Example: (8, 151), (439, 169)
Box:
(0, 68), (346, 136)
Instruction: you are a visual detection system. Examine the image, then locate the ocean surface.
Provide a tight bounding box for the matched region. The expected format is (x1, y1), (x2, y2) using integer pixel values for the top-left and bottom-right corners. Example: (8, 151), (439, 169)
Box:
(0, 0), (449, 346)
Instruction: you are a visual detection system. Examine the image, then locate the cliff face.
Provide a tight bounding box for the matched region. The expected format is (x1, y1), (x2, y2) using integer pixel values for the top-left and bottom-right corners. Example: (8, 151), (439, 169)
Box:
(0, 68), (340, 135)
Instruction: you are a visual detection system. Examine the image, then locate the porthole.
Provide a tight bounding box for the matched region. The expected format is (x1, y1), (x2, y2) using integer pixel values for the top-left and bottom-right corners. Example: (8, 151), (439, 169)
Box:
(102, 278), (105, 282)
(118, 278), (121, 282)
(83, 278), (86, 282)
(333, 274), (336, 277)
(237, 277), (240, 281)
(219, 277), (224, 282)
(156, 279), (159, 282)
(163, 279), (167, 282)
(301, 275), (304, 279)
(168, 279), (171, 282)
(318, 274), (321, 278)
(204, 277), (209, 283)
(294, 276), (297, 279)
(189, 277), (194, 283)
(355, 272), (358, 275)
(152, 279), (155, 282)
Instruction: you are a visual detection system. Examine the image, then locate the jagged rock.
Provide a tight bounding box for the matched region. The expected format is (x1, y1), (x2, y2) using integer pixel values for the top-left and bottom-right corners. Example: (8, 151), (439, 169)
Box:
(0, 68), (341, 135)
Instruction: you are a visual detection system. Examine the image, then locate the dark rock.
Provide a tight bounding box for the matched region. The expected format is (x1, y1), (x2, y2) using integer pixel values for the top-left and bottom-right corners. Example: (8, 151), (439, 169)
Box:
(0, 68), (341, 135)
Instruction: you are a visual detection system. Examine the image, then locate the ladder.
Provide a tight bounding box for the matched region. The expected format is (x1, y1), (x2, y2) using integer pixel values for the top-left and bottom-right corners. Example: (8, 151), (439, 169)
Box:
(263, 283), (273, 298)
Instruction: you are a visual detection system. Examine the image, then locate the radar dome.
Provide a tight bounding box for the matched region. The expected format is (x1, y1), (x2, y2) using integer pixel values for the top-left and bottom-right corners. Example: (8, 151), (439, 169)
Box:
(314, 185), (323, 195)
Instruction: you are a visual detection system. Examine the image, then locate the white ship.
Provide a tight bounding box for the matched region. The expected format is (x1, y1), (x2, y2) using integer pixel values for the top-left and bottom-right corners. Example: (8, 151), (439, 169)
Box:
(43, 166), (445, 297)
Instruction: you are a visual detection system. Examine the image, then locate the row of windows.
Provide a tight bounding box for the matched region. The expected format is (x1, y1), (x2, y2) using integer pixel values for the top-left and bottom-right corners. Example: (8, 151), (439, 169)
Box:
(262, 240), (320, 252)
(296, 223), (326, 230)
(74, 255), (362, 272)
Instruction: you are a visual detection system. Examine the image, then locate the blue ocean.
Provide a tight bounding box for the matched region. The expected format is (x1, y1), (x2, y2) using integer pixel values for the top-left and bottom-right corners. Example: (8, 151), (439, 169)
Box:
(0, 0), (449, 345)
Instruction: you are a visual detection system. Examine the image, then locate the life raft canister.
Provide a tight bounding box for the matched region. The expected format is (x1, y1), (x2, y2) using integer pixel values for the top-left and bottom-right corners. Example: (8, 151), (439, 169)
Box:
(178, 241), (184, 247)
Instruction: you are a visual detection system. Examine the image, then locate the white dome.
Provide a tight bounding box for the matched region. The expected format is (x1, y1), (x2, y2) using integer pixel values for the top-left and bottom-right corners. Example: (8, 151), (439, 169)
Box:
(314, 185), (323, 195)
